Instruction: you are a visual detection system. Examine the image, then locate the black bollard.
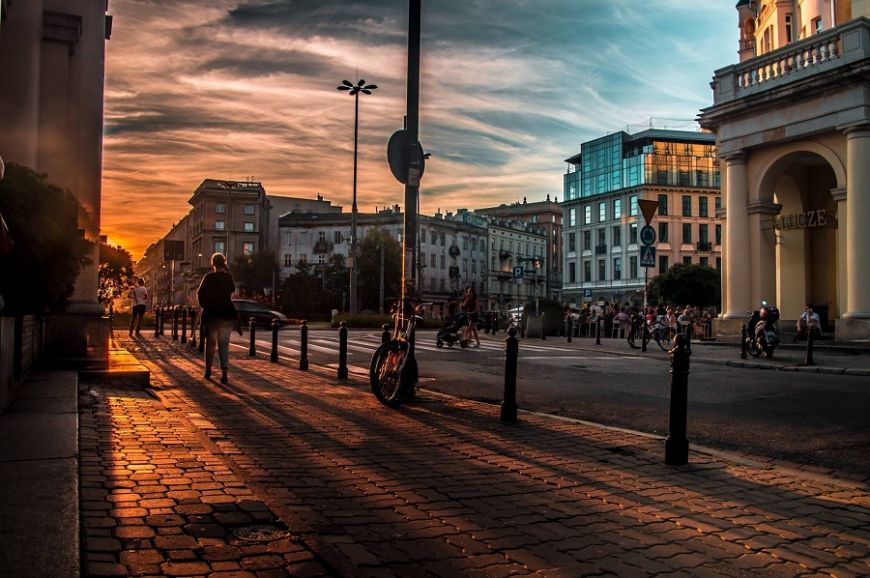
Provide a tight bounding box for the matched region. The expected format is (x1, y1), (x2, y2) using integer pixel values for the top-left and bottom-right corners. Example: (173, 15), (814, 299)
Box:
(665, 334), (691, 466)
(300, 320), (309, 370)
(248, 317), (256, 357)
(804, 327), (816, 366)
(337, 321), (348, 379)
(541, 313), (546, 340)
(270, 318), (279, 362)
(172, 305), (178, 341)
(740, 324), (748, 359)
(381, 323), (390, 344)
(500, 326), (519, 423)
(641, 319), (648, 352)
(154, 306), (161, 338)
(567, 319), (572, 343)
(596, 319), (601, 346)
(180, 306), (188, 344)
(159, 305), (166, 336)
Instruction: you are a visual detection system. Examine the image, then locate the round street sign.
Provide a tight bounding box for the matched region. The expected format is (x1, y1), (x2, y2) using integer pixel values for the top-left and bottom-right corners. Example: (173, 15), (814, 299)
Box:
(387, 130), (425, 185)
(640, 225), (656, 246)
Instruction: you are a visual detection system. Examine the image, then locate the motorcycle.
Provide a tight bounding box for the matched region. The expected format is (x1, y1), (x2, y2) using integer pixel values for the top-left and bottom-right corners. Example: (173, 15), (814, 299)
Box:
(745, 301), (780, 358)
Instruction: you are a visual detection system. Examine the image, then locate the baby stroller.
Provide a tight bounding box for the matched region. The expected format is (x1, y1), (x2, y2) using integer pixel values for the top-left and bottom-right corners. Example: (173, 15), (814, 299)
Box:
(437, 312), (469, 348)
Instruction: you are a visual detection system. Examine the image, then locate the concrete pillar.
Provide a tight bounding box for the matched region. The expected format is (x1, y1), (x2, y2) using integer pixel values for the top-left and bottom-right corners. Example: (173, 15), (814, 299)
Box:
(843, 125), (870, 319)
(831, 187), (847, 320)
(723, 153), (751, 319)
(747, 201), (780, 307)
(0, 0), (43, 168)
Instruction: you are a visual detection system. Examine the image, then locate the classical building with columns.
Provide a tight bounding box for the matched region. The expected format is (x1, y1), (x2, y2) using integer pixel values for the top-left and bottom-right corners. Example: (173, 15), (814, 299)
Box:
(699, 1), (870, 342)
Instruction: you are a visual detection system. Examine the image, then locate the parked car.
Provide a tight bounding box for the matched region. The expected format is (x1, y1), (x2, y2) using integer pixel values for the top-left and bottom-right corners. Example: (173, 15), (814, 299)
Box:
(232, 299), (289, 327)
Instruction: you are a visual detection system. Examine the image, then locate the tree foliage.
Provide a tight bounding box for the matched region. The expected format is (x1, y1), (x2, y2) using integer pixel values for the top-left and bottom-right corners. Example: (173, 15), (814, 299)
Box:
(647, 263), (721, 308)
(98, 243), (135, 305)
(232, 249), (278, 298)
(280, 254), (348, 319)
(0, 163), (92, 314)
(356, 228), (402, 312)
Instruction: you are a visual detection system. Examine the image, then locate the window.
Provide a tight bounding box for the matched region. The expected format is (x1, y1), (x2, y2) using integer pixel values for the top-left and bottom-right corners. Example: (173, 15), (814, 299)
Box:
(597, 228), (605, 246)
(214, 240), (225, 254)
(630, 256), (638, 279)
(334, 231), (342, 243)
(658, 194), (668, 216)
(480, 239), (486, 251)
(215, 220), (225, 231)
(243, 242), (254, 256)
(244, 204), (255, 215)
(613, 257), (622, 281)
(584, 206), (592, 225)
(715, 197), (721, 211)
(629, 223), (637, 244)
(700, 257), (709, 267)
(244, 222), (254, 232)
(462, 236), (468, 250)
(430, 254), (436, 268)
(613, 199), (622, 219)
(568, 232), (576, 252)
(598, 202), (606, 222)
(785, 13), (793, 43)
(683, 256), (692, 265)
(682, 195), (691, 217)
(629, 195), (638, 216)
(440, 233), (445, 246)
(699, 223), (709, 243)
(715, 224), (722, 245)
(813, 16), (822, 34)
(430, 230), (436, 244)
(598, 259), (605, 281)
(569, 208), (576, 227)
(699, 196), (708, 217)
(583, 230), (591, 250)
(283, 253), (293, 267)
(216, 203), (226, 214)
(440, 255), (446, 269)
(659, 255), (668, 274)
(612, 226), (621, 247)
(569, 262), (576, 283)
(682, 223), (692, 244)
(282, 231), (292, 247)
(583, 261), (591, 282)
(659, 222), (669, 243)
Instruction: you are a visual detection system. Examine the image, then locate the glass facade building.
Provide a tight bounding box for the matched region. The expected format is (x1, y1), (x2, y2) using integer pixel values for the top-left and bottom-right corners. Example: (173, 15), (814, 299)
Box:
(563, 129), (719, 201)
(561, 129), (722, 308)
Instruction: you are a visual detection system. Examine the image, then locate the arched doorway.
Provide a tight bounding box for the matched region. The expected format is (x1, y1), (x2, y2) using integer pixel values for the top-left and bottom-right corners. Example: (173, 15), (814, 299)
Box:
(755, 150), (840, 328)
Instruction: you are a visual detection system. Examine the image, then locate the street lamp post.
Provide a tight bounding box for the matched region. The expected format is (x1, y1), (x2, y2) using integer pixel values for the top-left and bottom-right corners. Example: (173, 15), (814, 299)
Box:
(337, 78), (378, 314)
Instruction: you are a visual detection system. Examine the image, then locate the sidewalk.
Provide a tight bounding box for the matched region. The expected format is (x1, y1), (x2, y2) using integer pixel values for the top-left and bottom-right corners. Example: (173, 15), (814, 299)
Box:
(73, 334), (870, 577)
(500, 331), (870, 376)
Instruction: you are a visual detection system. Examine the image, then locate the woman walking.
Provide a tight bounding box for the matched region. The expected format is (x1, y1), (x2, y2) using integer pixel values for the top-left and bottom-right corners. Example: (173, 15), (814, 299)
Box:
(197, 253), (237, 384)
(461, 286), (481, 347)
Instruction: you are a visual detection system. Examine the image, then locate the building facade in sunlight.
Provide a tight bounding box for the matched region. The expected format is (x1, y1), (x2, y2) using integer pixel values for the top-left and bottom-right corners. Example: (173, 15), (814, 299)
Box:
(561, 129), (722, 309)
(0, 0), (112, 365)
(699, 0), (870, 342)
(474, 197), (563, 303)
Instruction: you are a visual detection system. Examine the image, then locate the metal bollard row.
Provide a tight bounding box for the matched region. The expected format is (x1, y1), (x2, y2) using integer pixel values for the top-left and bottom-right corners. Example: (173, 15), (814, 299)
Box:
(270, 318), (279, 363)
(665, 334), (691, 466)
(248, 317), (256, 357)
(299, 320), (309, 370)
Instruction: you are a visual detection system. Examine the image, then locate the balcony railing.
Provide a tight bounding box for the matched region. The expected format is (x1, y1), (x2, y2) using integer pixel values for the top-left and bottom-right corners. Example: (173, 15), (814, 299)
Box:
(710, 18), (870, 105)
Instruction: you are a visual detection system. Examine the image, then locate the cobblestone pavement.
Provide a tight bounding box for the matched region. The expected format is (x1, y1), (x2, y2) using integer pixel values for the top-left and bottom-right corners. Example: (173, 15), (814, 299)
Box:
(88, 334), (870, 577)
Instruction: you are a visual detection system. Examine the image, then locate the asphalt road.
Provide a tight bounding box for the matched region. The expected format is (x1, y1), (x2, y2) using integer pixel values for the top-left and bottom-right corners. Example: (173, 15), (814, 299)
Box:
(231, 328), (870, 479)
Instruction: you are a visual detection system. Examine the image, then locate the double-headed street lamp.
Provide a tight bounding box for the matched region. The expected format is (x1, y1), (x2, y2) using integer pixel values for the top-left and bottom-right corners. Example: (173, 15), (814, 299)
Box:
(337, 78), (377, 314)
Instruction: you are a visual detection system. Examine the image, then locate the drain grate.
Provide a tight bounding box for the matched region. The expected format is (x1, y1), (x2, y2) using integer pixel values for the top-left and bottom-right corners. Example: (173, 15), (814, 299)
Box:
(233, 524), (289, 542)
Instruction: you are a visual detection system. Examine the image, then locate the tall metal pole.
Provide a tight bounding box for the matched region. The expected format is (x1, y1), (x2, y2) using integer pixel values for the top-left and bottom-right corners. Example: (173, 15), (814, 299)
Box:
(379, 244), (385, 315)
(402, 0), (421, 313)
(350, 90), (360, 314)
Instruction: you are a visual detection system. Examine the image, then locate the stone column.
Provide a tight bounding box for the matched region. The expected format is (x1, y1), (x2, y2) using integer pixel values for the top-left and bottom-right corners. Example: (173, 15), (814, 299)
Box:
(723, 153), (751, 319)
(830, 187), (847, 320)
(843, 125), (870, 320)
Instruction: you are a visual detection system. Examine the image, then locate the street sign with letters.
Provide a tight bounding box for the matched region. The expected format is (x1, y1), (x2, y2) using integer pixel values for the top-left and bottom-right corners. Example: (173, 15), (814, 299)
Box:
(513, 266), (524, 279)
(640, 245), (656, 268)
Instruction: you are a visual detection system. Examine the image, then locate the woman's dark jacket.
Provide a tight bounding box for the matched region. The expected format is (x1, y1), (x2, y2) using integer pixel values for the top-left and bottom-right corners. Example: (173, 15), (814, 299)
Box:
(197, 270), (236, 330)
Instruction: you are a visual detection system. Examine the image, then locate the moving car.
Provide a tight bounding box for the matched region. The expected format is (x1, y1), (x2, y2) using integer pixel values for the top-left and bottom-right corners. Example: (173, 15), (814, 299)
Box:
(232, 299), (289, 327)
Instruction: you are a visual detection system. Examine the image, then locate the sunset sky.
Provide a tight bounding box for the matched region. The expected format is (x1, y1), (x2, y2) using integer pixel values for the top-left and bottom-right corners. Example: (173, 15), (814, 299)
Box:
(101, 1), (739, 259)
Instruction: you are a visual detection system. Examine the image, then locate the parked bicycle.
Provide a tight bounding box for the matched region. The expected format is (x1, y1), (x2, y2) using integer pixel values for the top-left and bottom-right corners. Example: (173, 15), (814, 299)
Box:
(626, 313), (649, 349)
(650, 315), (677, 351)
(369, 301), (429, 407)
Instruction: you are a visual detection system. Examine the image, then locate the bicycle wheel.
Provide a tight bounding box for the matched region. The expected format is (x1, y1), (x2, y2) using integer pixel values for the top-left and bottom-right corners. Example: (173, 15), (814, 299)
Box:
(656, 327), (673, 351)
(370, 340), (419, 407)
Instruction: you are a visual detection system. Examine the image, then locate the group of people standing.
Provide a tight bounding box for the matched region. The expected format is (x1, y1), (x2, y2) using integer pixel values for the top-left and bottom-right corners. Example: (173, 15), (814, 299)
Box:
(563, 302), (716, 338)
